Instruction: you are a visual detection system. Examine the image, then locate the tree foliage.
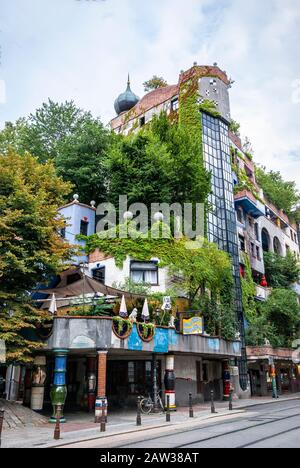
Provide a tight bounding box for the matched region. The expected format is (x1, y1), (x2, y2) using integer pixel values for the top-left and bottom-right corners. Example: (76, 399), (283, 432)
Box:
(0, 150), (74, 362)
(0, 100), (112, 204)
(143, 76), (168, 92)
(263, 251), (300, 288)
(256, 166), (300, 215)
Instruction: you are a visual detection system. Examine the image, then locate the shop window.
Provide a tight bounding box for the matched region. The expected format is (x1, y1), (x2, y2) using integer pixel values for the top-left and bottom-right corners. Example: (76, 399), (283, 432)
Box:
(80, 220), (89, 236)
(202, 363), (209, 383)
(130, 261), (158, 285)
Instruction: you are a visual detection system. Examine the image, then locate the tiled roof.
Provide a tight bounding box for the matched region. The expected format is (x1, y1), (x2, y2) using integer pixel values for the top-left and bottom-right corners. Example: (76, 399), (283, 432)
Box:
(110, 84), (179, 130)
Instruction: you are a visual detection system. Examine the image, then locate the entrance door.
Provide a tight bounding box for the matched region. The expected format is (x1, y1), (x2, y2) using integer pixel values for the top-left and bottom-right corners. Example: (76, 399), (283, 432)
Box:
(107, 360), (161, 409)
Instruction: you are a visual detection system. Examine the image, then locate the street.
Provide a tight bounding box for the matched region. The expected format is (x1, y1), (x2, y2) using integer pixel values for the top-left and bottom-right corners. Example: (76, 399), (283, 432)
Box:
(60, 400), (300, 449)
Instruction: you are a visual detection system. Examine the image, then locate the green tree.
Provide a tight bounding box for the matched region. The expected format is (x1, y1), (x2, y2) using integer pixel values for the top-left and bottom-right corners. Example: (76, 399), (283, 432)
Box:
(256, 167), (300, 215)
(263, 251), (300, 288)
(107, 132), (173, 208)
(150, 113), (211, 206)
(55, 118), (113, 204)
(143, 76), (168, 92)
(261, 288), (300, 347)
(229, 119), (241, 137)
(0, 150), (74, 362)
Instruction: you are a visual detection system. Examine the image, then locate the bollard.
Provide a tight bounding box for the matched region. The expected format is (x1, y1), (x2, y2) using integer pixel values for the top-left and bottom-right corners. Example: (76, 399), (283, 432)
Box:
(0, 409), (4, 448)
(166, 395), (171, 423)
(100, 405), (106, 432)
(189, 393), (194, 418)
(210, 390), (216, 414)
(136, 396), (142, 426)
(229, 390), (233, 411)
(54, 405), (61, 441)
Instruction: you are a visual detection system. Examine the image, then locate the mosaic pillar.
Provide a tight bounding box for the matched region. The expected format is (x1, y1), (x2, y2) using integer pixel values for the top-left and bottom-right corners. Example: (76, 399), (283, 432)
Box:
(49, 349), (68, 423)
(31, 356), (47, 411)
(222, 361), (231, 401)
(95, 351), (108, 423)
(164, 355), (176, 411)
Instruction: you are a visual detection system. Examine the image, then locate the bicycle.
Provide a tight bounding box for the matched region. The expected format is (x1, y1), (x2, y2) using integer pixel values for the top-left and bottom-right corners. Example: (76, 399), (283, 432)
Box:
(140, 390), (165, 414)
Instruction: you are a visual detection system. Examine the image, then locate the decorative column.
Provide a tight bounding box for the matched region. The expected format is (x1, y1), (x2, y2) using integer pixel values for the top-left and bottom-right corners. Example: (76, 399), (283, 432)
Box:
(222, 361), (231, 401)
(164, 354), (176, 411)
(87, 355), (97, 413)
(95, 351), (108, 423)
(31, 356), (47, 411)
(49, 349), (68, 423)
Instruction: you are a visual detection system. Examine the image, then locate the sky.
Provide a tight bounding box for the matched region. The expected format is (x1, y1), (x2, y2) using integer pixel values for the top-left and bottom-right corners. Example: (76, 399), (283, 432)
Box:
(0, 0), (300, 187)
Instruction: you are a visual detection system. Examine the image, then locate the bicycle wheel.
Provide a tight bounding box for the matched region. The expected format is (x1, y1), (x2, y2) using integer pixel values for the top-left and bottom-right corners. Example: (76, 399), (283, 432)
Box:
(140, 397), (153, 414)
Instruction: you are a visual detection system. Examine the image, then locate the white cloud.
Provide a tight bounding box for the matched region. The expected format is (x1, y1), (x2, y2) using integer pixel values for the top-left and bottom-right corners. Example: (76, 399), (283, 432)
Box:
(1, 0), (300, 187)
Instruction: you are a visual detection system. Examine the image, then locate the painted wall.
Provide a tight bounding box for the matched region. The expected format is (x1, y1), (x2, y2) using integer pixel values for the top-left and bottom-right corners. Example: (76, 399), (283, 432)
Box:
(59, 202), (96, 264)
(88, 256), (169, 294)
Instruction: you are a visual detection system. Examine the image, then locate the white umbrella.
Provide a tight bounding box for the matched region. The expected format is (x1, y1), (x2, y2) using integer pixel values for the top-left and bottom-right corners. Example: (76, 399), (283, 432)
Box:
(119, 295), (128, 318)
(49, 294), (57, 315)
(141, 298), (150, 322)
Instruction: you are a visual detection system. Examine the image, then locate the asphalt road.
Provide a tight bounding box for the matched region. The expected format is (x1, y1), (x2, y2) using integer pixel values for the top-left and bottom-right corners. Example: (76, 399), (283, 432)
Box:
(60, 399), (300, 449)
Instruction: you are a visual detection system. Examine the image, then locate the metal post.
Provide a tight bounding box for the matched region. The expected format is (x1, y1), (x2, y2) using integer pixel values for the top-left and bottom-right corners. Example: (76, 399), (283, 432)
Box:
(152, 354), (159, 413)
(166, 395), (171, 423)
(189, 393), (194, 418)
(0, 409), (4, 448)
(100, 405), (106, 432)
(210, 390), (216, 414)
(136, 396), (142, 426)
(54, 405), (61, 441)
(229, 389), (233, 411)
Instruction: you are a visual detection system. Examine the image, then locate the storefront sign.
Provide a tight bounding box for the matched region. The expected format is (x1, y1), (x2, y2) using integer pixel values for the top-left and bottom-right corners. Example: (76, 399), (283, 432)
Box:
(183, 317), (204, 335)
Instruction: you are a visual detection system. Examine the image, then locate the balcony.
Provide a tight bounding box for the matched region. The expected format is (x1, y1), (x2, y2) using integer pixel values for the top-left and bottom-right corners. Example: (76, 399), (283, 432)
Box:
(45, 317), (242, 359)
(235, 190), (265, 219)
(255, 285), (271, 301)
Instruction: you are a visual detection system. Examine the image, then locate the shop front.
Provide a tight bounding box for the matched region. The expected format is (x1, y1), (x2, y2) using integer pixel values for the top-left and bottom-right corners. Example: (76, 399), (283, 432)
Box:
(247, 346), (300, 397)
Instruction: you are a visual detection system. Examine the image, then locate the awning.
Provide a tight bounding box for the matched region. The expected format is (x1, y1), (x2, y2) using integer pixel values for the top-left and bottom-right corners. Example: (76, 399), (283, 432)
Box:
(37, 276), (147, 302)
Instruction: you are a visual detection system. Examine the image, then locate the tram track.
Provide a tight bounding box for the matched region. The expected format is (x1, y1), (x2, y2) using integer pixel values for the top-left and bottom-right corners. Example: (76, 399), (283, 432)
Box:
(176, 411), (300, 448)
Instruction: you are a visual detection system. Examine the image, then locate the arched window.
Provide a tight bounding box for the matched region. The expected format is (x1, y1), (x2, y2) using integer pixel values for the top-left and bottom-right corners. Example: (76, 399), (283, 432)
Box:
(273, 237), (282, 256)
(262, 228), (270, 253)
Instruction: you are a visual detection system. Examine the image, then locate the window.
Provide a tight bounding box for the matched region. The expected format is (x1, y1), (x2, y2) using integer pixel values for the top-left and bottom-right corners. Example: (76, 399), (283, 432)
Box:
(254, 223), (259, 241)
(60, 226), (66, 239)
(80, 220), (89, 236)
(256, 246), (261, 261)
(250, 242), (255, 257)
(171, 98), (179, 111)
(139, 116), (145, 127)
(237, 208), (244, 224)
(130, 261), (158, 285)
(92, 267), (105, 284)
(239, 235), (246, 252)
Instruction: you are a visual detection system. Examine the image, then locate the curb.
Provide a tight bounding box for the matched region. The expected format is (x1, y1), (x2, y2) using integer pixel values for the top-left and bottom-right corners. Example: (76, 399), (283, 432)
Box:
(48, 409), (245, 449)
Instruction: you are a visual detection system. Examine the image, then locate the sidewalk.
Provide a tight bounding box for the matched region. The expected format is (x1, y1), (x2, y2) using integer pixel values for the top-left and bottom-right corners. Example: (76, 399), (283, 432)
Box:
(1, 393), (300, 448)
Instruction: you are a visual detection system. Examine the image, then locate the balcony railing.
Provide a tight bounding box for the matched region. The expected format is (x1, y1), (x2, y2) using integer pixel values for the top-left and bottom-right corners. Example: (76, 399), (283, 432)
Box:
(255, 285), (271, 301)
